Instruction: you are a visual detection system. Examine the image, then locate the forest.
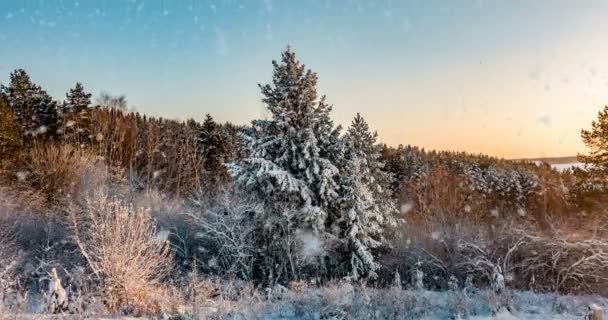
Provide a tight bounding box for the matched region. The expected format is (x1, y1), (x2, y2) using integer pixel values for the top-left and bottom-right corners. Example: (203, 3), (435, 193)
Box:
(1, 48), (608, 319)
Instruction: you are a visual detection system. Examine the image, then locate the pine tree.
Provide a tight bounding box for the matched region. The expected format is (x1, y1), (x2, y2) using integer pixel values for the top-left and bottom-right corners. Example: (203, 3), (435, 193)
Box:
(228, 47), (341, 282)
(0, 69), (59, 139)
(580, 105), (608, 173)
(230, 47), (340, 231)
(197, 114), (229, 197)
(65, 82), (92, 112)
(62, 82), (93, 145)
(339, 113), (397, 280)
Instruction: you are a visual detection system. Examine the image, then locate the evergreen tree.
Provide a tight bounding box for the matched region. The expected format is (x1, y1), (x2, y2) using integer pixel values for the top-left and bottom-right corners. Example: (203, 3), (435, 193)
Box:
(62, 82), (93, 145)
(64, 82), (92, 112)
(380, 144), (407, 194)
(580, 105), (608, 173)
(228, 48), (341, 282)
(339, 113), (397, 280)
(0, 69), (59, 139)
(197, 114), (229, 197)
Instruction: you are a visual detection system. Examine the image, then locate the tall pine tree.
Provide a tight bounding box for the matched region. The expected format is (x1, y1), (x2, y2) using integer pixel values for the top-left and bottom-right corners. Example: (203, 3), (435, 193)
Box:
(61, 82), (93, 145)
(197, 114), (229, 198)
(228, 47), (341, 282)
(339, 113), (397, 280)
(580, 105), (608, 173)
(64, 82), (92, 112)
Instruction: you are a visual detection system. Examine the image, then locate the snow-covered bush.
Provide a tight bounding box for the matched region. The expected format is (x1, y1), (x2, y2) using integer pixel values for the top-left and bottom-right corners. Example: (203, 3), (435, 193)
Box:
(516, 229), (608, 293)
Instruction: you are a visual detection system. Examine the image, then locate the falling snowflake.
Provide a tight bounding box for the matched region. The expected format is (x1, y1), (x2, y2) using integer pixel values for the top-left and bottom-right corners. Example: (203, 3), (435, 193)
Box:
(400, 202), (414, 214)
(16, 171), (29, 181)
(36, 126), (48, 135)
(155, 230), (170, 241)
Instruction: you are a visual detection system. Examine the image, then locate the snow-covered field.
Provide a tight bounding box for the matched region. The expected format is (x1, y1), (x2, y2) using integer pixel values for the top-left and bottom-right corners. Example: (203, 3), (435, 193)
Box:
(208, 289), (605, 320)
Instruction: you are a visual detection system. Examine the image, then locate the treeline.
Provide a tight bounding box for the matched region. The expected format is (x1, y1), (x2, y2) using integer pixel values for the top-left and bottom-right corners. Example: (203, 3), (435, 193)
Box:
(0, 70), (241, 200)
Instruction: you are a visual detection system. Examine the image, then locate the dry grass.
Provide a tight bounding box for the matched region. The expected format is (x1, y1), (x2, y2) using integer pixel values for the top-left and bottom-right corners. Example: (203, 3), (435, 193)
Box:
(25, 144), (104, 205)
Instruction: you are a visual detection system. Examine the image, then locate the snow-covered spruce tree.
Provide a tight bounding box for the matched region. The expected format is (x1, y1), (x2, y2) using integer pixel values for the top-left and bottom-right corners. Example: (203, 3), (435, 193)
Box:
(197, 114), (229, 198)
(339, 113), (397, 280)
(61, 82), (93, 145)
(0, 69), (59, 140)
(228, 47), (341, 283)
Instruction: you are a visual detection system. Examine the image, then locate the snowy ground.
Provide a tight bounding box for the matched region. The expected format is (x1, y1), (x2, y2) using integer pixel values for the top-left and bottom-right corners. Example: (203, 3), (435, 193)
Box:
(551, 162), (585, 172)
(5, 289), (606, 319)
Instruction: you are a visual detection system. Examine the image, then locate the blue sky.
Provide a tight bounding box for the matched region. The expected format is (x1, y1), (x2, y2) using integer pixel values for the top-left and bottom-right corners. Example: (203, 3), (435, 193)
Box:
(1, 0), (608, 158)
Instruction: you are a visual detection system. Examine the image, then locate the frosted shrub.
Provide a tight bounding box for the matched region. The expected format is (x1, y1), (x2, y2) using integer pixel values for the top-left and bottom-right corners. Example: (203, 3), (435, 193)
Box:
(190, 193), (261, 280)
(70, 191), (172, 316)
(491, 265), (505, 295)
(47, 268), (68, 313)
(448, 275), (459, 291)
(393, 270), (402, 290)
(412, 262), (424, 290)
